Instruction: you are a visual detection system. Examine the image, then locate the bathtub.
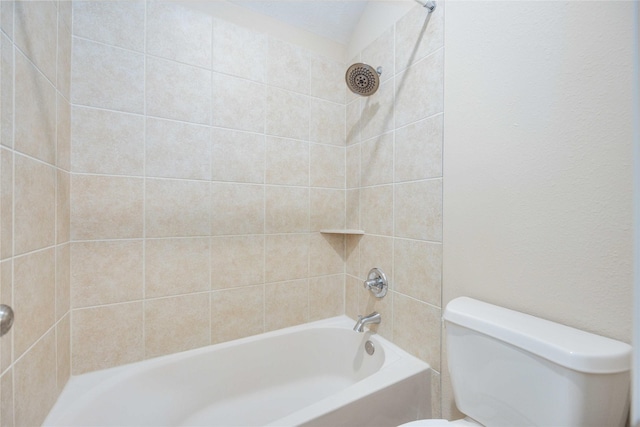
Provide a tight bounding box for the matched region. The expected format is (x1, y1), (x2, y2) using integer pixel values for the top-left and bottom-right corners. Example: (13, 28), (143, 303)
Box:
(44, 316), (431, 427)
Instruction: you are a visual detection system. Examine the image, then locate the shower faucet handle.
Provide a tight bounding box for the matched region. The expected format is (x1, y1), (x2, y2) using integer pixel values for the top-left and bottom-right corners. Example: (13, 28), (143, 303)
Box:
(363, 268), (388, 298)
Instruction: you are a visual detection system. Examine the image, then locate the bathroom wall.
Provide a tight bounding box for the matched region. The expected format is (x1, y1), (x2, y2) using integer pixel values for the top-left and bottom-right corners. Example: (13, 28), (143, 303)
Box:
(344, 3), (445, 418)
(443, 0), (635, 419)
(68, 0), (347, 375)
(0, 1), (72, 426)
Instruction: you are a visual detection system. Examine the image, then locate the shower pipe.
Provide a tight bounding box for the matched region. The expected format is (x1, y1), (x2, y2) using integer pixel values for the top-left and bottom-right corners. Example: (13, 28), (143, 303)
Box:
(415, 0), (436, 13)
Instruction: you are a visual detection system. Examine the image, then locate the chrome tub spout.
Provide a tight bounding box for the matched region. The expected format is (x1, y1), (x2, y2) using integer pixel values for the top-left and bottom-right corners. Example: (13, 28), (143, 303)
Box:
(353, 311), (381, 332)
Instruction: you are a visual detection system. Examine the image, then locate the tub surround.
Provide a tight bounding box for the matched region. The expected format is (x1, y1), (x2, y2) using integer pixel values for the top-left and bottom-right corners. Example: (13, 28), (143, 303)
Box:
(0, 1), (72, 426)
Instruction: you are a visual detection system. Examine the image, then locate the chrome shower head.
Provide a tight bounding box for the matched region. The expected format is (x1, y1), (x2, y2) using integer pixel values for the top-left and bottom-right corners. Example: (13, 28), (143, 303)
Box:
(345, 63), (381, 97)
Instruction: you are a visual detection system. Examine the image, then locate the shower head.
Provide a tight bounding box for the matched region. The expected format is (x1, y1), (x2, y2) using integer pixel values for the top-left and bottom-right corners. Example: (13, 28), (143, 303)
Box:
(345, 63), (381, 97)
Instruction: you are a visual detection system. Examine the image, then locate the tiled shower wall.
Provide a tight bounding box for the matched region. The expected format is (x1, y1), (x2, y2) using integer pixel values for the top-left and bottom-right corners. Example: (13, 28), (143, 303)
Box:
(68, 1), (348, 375)
(0, 1), (72, 426)
(345, 4), (445, 417)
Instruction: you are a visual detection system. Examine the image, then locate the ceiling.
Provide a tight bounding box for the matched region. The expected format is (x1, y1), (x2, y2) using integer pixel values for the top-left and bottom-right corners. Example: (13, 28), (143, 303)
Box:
(229, 1), (369, 45)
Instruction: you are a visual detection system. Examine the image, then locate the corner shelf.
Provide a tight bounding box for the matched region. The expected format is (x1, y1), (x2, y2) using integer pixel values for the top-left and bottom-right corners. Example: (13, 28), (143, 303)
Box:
(320, 229), (365, 235)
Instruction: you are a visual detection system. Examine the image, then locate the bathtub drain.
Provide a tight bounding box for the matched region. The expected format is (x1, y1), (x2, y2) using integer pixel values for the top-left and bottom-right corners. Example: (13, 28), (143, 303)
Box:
(365, 340), (375, 355)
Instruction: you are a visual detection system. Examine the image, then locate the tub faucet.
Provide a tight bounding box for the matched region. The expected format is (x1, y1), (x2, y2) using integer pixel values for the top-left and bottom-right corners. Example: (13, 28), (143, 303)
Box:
(353, 311), (381, 332)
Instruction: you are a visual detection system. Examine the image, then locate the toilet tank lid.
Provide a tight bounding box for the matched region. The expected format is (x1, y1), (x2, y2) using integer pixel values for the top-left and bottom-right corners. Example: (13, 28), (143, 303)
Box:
(443, 297), (632, 374)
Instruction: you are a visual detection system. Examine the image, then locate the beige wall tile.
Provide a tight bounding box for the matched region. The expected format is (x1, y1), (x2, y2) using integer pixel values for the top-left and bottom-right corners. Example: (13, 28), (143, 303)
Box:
(266, 87), (310, 140)
(71, 107), (144, 176)
(145, 238), (210, 298)
(211, 183), (264, 235)
(310, 55), (344, 104)
(1, 34), (14, 150)
(56, 314), (71, 394)
(265, 137), (309, 186)
(1, 1), (14, 39)
(346, 144), (360, 189)
(395, 3), (444, 73)
(309, 233), (344, 277)
(309, 275), (344, 321)
(265, 186), (309, 233)
(13, 248), (55, 359)
(361, 132), (393, 186)
(431, 370), (442, 419)
(145, 293), (210, 358)
(360, 184), (393, 236)
(310, 189), (345, 231)
(14, 155), (55, 255)
(359, 235), (393, 281)
(1, 369), (14, 427)
(14, 330), (57, 427)
(56, 169), (70, 244)
(211, 129), (264, 184)
(395, 49), (444, 128)
(309, 99), (345, 146)
(360, 83), (394, 141)
(345, 234), (361, 277)
(0, 149), (12, 260)
(361, 26), (394, 83)
(146, 56), (211, 125)
(310, 144), (345, 188)
(212, 19), (266, 82)
(212, 73), (266, 133)
(72, 38), (144, 114)
(57, 19), (71, 101)
(72, 302), (144, 375)
(357, 284), (393, 339)
(395, 114), (443, 182)
(0, 261), (12, 372)
(146, 118), (210, 180)
(72, 0), (145, 52)
(393, 294), (440, 368)
(56, 94), (71, 171)
(15, 51), (56, 165)
(146, 178), (211, 238)
(265, 279), (309, 331)
(71, 240), (143, 308)
(14, 1), (57, 82)
(267, 38), (309, 94)
(211, 286), (264, 344)
(58, 1), (72, 31)
(265, 234), (309, 283)
(346, 99), (361, 145)
(345, 275), (359, 320)
(71, 175), (143, 240)
(211, 235), (264, 290)
(56, 243), (70, 321)
(394, 179), (442, 241)
(346, 189), (360, 230)
(394, 239), (442, 306)
(146, 1), (212, 68)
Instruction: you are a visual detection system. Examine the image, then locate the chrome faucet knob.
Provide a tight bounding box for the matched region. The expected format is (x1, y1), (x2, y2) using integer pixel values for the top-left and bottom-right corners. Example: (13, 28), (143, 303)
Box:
(363, 268), (388, 298)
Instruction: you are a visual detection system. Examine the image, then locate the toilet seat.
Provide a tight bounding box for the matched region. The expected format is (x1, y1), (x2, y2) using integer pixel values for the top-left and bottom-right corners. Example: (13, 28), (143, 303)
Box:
(398, 418), (481, 426)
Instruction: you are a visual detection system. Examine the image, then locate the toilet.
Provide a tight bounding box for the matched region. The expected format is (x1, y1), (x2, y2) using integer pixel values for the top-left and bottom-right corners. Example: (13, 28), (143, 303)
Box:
(401, 297), (632, 427)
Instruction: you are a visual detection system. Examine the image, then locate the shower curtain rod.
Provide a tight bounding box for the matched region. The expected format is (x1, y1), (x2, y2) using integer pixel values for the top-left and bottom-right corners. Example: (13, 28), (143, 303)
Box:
(415, 0), (436, 13)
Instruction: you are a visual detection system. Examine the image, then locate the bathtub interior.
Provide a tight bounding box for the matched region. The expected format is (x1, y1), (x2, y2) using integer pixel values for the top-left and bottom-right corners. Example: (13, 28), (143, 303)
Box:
(45, 316), (431, 427)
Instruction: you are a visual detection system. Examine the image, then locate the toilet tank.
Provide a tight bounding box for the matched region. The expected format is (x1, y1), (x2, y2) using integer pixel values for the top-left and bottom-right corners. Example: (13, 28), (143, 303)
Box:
(443, 297), (631, 427)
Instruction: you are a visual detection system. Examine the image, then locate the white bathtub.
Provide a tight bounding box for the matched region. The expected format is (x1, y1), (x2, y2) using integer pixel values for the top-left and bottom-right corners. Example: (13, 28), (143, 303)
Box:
(45, 316), (431, 427)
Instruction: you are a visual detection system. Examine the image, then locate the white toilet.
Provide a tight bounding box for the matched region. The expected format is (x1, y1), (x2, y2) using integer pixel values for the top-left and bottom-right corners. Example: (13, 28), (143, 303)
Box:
(401, 297), (632, 427)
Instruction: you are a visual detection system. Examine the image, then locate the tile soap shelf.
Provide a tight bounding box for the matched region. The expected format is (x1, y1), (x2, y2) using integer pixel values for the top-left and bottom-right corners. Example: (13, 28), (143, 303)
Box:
(320, 229), (365, 235)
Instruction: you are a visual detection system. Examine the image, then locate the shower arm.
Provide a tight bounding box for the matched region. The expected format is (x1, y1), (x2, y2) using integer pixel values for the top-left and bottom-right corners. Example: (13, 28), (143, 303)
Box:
(415, 0), (436, 13)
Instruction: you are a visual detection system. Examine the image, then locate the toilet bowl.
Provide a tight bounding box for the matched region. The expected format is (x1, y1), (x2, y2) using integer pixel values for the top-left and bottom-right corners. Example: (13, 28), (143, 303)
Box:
(399, 297), (631, 427)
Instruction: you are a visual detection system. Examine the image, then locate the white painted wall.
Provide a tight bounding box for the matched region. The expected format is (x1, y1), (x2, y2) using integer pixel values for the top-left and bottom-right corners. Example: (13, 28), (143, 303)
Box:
(443, 0), (635, 344)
